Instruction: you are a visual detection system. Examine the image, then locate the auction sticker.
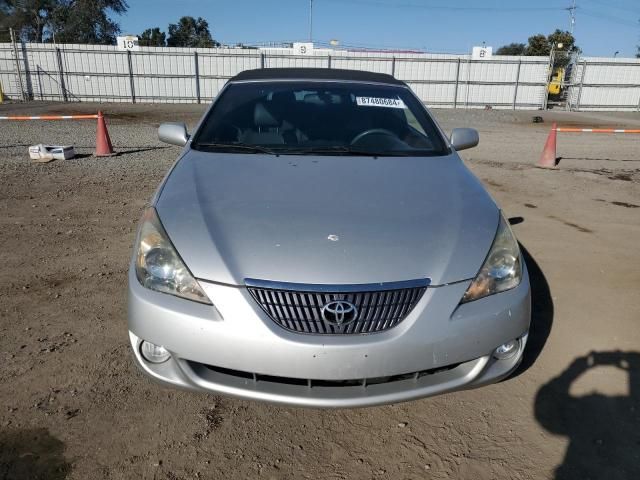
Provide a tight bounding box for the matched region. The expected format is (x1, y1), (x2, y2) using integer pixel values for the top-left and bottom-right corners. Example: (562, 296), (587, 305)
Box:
(356, 97), (406, 108)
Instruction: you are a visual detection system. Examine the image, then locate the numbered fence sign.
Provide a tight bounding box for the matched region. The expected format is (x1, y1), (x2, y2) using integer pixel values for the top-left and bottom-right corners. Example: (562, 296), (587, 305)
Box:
(472, 46), (493, 60)
(293, 42), (314, 55)
(117, 36), (140, 51)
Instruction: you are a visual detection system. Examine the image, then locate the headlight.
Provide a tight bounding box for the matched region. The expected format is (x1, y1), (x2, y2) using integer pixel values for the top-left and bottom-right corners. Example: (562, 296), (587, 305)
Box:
(135, 207), (211, 304)
(461, 214), (522, 303)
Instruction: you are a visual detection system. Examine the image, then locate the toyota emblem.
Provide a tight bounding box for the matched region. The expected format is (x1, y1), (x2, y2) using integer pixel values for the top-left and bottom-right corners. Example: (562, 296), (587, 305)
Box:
(321, 300), (358, 326)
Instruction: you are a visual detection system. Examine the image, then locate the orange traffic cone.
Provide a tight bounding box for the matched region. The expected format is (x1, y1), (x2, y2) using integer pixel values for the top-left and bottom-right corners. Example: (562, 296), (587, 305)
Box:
(95, 111), (115, 156)
(537, 122), (557, 168)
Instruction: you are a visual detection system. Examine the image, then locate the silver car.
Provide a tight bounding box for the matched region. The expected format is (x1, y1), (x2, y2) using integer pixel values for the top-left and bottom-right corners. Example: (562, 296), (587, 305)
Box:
(128, 68), (531, 408)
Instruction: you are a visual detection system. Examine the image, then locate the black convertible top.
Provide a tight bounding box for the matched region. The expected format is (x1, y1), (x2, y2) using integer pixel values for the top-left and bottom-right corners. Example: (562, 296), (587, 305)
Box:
(229, 68), (405, 86)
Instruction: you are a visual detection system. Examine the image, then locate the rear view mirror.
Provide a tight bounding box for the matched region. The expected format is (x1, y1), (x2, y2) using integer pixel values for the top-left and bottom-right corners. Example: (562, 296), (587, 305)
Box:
(450, 128), (479, 151)
(159, 123), (189, 146)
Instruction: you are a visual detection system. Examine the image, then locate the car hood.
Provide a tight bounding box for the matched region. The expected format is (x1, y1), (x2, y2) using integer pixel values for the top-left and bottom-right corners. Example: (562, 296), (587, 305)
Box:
(155, 151), (499, 286)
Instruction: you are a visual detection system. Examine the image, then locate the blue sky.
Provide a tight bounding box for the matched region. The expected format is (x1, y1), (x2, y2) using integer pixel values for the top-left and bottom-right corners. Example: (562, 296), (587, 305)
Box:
(119, 0), (640, 57)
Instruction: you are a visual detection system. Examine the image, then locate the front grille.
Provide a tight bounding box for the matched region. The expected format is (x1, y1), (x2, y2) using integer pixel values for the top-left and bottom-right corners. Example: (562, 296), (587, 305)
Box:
(246, 279), (428, 334)
(196, 362), (461, 388)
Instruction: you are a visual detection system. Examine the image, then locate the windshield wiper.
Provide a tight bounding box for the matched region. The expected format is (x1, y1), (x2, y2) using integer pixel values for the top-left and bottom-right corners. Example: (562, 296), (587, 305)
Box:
(193, 142), (277, 154)
(278, 146), (381, 156)
(280, 146), (425, 157)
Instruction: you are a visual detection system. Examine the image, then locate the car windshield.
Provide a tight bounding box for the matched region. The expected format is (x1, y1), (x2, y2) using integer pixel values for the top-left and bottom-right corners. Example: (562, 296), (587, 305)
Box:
(192, 81), (448, 156)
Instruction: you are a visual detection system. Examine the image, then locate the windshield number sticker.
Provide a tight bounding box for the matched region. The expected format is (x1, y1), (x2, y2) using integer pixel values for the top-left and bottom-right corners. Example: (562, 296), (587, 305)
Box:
(356, 97), (406, 108)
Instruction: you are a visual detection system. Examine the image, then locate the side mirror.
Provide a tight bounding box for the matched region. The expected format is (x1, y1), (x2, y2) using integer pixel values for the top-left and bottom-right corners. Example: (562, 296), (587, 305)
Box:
(159, 122), (189, 146)
(450, 128), (479, 151)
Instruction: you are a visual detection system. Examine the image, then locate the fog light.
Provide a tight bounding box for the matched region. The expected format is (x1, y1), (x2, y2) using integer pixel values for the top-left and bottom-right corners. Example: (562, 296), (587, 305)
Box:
(494, 339), (519, 360)
(140, 341), (171, 364)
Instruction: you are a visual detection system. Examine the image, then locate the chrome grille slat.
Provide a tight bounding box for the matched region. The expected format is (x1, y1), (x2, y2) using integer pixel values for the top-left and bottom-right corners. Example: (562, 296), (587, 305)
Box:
(247, 280), (427, 335)
(384, 290), (399, 330)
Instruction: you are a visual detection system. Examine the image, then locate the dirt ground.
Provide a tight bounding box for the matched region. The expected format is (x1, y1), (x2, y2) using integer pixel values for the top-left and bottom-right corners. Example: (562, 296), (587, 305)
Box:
(0, 102), (639, 480)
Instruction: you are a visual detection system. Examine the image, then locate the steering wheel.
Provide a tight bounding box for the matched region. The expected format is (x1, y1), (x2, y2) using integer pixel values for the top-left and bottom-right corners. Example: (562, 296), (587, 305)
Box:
(350, 128), (397, 146)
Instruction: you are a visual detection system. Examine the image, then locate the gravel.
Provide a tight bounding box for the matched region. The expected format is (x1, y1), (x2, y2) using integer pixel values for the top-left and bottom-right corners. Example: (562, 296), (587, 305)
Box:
(1, 102), (639, 480)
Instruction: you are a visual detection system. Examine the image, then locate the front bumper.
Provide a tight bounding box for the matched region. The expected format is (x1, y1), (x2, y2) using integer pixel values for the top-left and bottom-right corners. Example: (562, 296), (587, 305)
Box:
(128, 265), (531, 408)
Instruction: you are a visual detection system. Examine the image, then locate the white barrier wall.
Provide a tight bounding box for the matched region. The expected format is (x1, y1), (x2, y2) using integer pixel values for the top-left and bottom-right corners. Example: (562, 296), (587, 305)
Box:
(2, 42), (551, 109)
(567, 57), (640, 111)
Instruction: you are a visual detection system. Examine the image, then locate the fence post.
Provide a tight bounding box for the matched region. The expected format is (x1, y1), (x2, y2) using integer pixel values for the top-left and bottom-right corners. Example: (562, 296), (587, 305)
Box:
(19, 42), (34, 100)
(453, 58), (461, 108)
(194, 51), (201, 104)
(576, 60), (586, 112)
(391, 56), (396, 77)
(464, 58), (472, 108)
(327, 54), (331, 69)
(55, 47), (68, 102)
(10, 28), (26, 101)
(36, 65), (43, 100)
(542, 49), (555, 110)
(260, 52), (265, 69)
(512, 59), (522, 110)
(127, 50), (136, 103)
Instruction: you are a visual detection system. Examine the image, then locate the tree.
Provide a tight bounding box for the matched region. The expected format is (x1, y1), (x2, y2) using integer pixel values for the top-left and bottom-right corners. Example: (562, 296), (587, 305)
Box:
(50, 0), (128, 44)
(0, 3), (10, 41)
(139, 27), (166, 47)
(496, 30), (578, 57)
(167, 16), (218, 48)
(547, 29), (577, 53)
(495, 43), (526, 55)
(636, 46), (640, 59)
(525, 34), (550, 56)
(0, 0), (57, 42)
(0, 0), (128, 44)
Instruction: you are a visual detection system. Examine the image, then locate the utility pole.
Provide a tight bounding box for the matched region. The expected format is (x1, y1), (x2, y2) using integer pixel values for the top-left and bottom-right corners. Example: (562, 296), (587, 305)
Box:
(567, 0), (577, 34)
(309, 0), (314, 42)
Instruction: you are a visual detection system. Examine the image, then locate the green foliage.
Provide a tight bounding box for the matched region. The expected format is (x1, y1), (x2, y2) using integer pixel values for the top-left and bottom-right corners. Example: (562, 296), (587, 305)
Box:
(139, 27), (166, 47)
(0, 4), (9, 42)
(546, 29), (577, 53)
(496, 30), (578, 57)
(0, 0), (128, 44)
(0, 0), (57, 42)
(51, 0), (128, 44)
(167, 16), (219, 48)
(524, 34), (550, 56)
(495, 43), (526, 56)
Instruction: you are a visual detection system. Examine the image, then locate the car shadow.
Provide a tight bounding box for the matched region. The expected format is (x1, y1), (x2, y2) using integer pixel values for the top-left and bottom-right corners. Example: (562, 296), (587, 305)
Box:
(535, 351), (640, 479)
(0, 428), (71, 479)
(509, 243), (554, 377)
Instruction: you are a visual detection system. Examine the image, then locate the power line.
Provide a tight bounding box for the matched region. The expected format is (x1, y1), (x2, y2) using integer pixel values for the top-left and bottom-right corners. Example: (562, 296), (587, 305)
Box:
(320, 0), (566, 12)
(582, 0), (640, 16)
(579, 6), (640, 29)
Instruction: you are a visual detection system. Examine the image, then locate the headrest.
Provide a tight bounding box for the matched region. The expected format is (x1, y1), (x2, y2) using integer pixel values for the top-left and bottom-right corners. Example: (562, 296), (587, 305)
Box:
(254, 102), (279, 128)
(303, 93), (323, 105)
(272, 91), (296, 105)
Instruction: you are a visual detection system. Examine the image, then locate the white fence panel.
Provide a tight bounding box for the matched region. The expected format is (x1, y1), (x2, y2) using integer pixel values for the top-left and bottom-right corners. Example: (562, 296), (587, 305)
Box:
(0, 44), (20, 97)
(264, 54), (328, 69)
(333, 56), (393, 74)
(568, 57), (640, 111)
(0, 44), (576, 108)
